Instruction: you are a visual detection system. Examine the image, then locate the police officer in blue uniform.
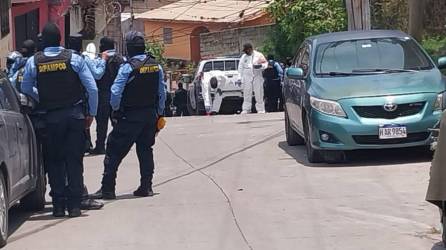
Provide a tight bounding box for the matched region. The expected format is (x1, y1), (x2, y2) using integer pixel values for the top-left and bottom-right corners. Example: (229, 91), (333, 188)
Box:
(22, 23), (98, 217)
(67, 34), (95, 154)
(89, 37), (124, 155)
(91, 31), (165, 199)
(10, 40), (36, 92)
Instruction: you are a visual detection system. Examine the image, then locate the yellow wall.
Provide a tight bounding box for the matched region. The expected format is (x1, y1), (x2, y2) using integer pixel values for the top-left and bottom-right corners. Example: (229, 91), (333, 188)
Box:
(144, 21), (225, 60)
(0, 34), (12, 70)
(143, 15), (272, 61)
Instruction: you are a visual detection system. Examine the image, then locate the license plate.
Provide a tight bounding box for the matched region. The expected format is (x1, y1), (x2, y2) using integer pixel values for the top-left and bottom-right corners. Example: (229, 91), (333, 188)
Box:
(379, 125), (407, 139)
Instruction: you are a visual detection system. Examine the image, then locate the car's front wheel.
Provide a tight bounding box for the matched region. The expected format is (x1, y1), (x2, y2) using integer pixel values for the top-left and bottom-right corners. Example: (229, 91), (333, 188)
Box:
(0, 171), (8, 248)
(304, 117), (324, 163)
(285, 111), (304, 146)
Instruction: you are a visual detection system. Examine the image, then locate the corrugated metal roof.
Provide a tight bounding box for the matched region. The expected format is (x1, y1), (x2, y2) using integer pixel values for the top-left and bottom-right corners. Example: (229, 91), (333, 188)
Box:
(136, 0), (269, 23)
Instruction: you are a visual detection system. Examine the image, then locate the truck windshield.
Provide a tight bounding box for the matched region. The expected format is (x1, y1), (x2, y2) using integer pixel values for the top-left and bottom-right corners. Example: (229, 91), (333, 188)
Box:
(314, 37), (434, 76)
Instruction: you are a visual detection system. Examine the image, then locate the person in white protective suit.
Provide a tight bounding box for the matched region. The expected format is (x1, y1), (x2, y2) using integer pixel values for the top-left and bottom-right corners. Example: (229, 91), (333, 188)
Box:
(238, 43), (268, 114)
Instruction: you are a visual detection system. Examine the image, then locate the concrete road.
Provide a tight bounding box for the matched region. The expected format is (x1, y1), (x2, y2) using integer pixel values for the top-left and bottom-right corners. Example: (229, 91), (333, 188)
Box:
(5, 113), (445, 250)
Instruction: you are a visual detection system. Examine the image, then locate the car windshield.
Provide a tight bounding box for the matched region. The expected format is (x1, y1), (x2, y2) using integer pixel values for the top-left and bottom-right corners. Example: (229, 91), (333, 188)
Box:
(314, 37), (434, 76)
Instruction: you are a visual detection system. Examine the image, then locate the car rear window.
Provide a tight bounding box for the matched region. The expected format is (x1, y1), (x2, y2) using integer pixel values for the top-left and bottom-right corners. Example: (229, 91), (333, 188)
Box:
(225, 61), (237, 70)
(203, 62), (213, 72)
(214, 61), (224, 71)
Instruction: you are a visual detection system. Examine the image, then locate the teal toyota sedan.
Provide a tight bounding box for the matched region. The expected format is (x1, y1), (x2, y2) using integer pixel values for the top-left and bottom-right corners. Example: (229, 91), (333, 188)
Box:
(283, 30), (446, 163)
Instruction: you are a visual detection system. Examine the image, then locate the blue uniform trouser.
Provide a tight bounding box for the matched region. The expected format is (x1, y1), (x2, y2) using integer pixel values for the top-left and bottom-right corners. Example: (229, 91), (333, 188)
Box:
(101, 108), (157, 192)
(45, 106), (85, 208)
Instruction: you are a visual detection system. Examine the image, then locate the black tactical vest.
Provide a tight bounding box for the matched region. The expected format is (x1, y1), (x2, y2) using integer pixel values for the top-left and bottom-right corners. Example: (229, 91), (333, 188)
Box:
(121, 57), (160, 109)
(35, 49), (83, 110)
(96, 54), (124, 92)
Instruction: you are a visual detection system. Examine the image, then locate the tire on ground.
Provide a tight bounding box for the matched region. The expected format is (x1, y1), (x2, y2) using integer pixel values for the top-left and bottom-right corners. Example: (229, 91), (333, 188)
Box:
(285, 111), (304, 146)
(0, 171), (8, 248)
(20, 155), (46, 212)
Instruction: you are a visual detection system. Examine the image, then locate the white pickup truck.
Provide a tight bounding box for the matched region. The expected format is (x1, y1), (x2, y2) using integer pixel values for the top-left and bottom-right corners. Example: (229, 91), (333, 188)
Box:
(187, 57), (243, 115)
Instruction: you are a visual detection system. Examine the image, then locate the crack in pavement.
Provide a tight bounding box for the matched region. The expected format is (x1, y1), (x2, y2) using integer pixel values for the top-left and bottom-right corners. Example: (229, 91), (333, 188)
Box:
(156, 130), (284, 250)
(8, 130), (283, 245)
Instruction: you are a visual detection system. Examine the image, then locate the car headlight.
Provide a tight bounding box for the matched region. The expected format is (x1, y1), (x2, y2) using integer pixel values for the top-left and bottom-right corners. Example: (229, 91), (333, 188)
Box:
(434, 92), (445, 111)
(310, 96), (346, 117)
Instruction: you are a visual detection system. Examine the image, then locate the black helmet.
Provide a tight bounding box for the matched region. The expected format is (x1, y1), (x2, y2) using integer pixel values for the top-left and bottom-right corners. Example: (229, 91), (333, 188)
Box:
(125, 31), (145, 46)
(125, 31), (145, 57)
(41, 22), (61, 48)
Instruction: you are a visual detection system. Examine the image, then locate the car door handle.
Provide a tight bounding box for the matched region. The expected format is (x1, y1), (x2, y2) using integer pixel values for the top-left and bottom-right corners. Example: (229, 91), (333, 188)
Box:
(16, 122), (23, 131)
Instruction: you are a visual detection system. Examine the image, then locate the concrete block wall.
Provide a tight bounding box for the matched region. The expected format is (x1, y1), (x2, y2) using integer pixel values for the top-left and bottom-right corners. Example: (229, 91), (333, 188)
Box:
(200, 24), (274, 59)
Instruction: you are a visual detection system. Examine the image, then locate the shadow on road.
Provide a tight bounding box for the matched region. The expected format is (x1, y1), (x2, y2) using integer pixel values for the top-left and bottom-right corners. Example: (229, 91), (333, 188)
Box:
(278, 141), (433, 168)
(432, 242), (445, 250)
(8, 205), (54, 237)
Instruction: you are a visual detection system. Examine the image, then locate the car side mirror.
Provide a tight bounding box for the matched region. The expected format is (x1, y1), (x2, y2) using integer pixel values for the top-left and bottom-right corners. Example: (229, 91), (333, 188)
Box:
(438, 57), (446, 70)
(19, 93), (35, 114)
(286, 67), (305, 80)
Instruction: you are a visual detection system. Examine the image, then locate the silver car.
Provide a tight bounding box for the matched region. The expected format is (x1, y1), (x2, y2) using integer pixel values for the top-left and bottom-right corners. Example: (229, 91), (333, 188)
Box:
(0, 72), (46, 248)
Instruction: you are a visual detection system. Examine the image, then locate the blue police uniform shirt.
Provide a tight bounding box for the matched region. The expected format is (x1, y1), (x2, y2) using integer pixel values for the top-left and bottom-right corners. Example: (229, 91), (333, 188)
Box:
(272, 61), (284, 79)
(8, 56), (27, 79)
(110, 54), (166, 115)
(84, 49), (117, 80)
(8, 57), (27, 82)
(21, 46), (99, 116)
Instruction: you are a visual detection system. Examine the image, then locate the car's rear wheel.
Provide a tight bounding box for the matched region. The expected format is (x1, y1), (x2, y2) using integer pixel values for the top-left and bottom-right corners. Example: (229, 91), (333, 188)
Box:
(304, 117), (324, 163)
(0, 171), (8, 248)
(285, 111), (304, 146)
(21, 145), (46, 212)
(187, 88), (196, 115)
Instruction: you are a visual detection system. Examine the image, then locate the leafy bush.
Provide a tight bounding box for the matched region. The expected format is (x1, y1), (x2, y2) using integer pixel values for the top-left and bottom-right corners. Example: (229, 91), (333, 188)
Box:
(421, 36), (446, 61)
(263, 0), (347, 61)
(145, 39), (166, 66)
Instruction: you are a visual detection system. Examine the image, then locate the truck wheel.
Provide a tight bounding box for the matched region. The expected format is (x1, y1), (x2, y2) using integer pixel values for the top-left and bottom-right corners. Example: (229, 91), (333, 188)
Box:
(187, 87), (197, 116)
(20, 154), (46, 212)
(285, 111), (304, 146)
(0, 172), (8, 248)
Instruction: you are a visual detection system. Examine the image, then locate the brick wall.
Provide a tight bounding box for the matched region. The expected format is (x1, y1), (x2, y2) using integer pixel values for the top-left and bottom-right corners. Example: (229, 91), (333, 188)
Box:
(200, 24), (274, 59)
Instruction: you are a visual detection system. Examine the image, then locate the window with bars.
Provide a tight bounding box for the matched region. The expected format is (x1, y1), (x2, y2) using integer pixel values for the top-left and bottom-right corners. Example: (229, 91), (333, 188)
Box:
(163, 27), (173, 44)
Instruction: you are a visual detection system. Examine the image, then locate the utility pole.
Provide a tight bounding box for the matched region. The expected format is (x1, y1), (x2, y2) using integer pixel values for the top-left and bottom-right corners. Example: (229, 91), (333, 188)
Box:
(408, 0), (425, 41)
(345, 0), (371, 30)
(130, 0), (134, 29)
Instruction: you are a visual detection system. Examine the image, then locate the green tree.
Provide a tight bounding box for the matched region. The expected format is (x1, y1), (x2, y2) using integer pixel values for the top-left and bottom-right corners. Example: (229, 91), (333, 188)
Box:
(264, 0), (347, 60)
(145, 39), (167, 66)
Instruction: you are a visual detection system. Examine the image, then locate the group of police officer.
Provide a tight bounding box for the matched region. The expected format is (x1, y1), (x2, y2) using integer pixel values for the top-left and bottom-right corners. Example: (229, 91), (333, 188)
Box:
(6, 22), (165, 217)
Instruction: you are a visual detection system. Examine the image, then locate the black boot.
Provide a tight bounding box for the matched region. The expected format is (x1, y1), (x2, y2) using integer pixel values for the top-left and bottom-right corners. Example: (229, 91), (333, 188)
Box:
(90, 189), (116, 200)
(68, 207), (81, 218)
(52, 205), (65, 217)
(90, 147), (106, 155)
(133, 186), (154, 197)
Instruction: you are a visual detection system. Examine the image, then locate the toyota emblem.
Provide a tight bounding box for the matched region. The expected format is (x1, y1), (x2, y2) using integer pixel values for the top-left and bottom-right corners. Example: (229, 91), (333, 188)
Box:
(383, 103), (398, 112)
